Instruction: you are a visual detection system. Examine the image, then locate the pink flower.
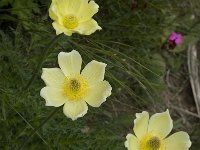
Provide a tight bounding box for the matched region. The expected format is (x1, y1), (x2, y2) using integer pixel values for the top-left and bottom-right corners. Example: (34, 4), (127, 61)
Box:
(169, 32), (183, 44)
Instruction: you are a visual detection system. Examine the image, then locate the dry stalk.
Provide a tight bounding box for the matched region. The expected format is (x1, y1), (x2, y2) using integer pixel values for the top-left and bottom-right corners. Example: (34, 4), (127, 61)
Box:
(187, 44), (200, 116)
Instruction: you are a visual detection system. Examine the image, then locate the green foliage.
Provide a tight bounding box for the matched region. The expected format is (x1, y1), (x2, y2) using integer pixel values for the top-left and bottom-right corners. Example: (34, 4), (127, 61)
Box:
(0, 0), (200, 149)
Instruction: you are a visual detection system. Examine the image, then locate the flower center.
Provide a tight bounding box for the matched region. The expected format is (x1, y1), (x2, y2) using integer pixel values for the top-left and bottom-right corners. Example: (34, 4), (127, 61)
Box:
(146, 137), (160, 150)
(140, 134), (163, 150)
(63, 15), (78, 29)
(69, 79), (80, 91)
(64, 75), (88, 101)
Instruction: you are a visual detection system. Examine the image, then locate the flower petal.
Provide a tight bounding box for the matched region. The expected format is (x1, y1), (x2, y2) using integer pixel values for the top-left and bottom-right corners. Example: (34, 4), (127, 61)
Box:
(64, 0), (84, 15)
(52, 22), (72, 36)
(165, 131), (191, 150)
(84, 81), (112, 107)
(50, 0), (86, 17)
(41, 68), (65, 88)
(81, 60), (106, 85)
(124, 134), (139, 150)
(169, 32), (177, 41)
(78, 0), (99, 22)
(49, 2), (59, 21)
(50, 0), (98, 22)
(75, 19), (101, 35)
(175, 38), (183, 44)
(147, 110), (173, 139)
(63, 100), (88, 120)
(58, 50), (82, 76)
(40, 87), (66, 107)
(52, 0), (70, 17)
(133, 111), (149, 139)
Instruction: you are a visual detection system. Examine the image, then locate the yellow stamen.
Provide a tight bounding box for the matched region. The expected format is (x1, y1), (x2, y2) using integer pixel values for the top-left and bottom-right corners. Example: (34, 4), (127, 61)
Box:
(64, 75), (88, 101)
(140, 133), (164, 150)
(63, 15), (78, 29)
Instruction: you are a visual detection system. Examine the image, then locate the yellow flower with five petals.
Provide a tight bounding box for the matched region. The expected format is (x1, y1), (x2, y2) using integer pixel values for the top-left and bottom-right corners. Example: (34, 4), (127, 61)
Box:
(40, 50), (112, 120)
(125, 110), (191, 150)
(49, 0), (102, 36)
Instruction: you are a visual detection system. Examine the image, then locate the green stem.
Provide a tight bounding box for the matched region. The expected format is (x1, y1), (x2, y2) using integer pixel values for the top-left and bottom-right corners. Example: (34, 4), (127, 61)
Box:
(17, 107), (61, 150)
(24, 34), (63, 90)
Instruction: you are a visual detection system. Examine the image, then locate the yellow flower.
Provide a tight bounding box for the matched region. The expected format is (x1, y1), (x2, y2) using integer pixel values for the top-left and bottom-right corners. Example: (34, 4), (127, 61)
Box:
(40, 50), (112, 120)
(125, 110), (191, 150)
(49, 0), (102, 36)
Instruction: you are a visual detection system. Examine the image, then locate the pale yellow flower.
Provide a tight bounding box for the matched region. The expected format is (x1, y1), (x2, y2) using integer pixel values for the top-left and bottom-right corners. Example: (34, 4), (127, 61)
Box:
(49, 0), (102, 36)
(125, 110), (191, 150)
(40, 50), (112, 120)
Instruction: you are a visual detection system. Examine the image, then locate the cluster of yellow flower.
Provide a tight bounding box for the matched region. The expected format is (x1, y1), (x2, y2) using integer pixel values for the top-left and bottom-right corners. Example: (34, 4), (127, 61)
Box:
(40, 0), (192, 149)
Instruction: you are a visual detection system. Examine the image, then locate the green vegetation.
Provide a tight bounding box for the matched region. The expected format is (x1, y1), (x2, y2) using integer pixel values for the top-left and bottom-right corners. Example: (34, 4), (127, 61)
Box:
(0, 0), (200, 149)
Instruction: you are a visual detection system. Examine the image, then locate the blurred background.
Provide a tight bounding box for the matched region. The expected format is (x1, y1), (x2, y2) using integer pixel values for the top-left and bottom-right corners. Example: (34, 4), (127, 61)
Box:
(0, 0), (200, 149)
